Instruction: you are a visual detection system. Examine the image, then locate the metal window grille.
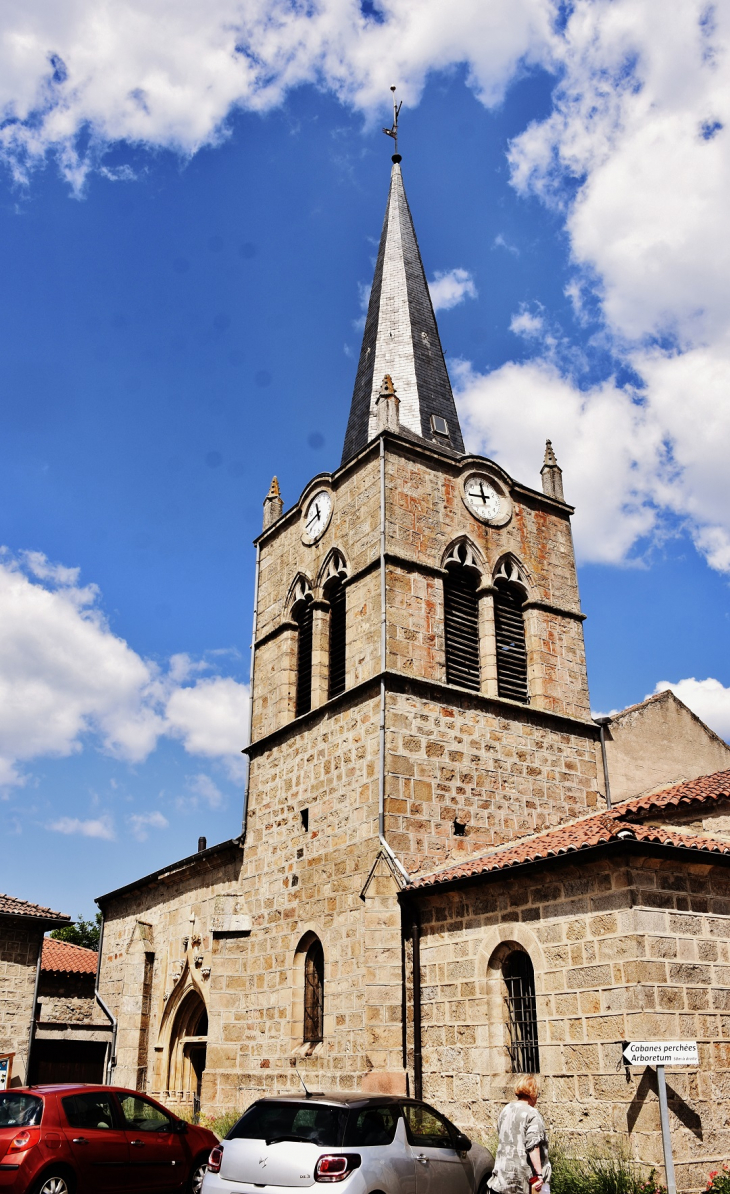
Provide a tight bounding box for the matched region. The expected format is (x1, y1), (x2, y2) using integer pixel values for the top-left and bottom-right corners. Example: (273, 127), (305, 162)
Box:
(303, 939), (324, 1043)
(328, 581), (347, 699)
(295, 601), (313, 717)
(494, 581), (529, 702)
(503, 951), (540, 1074)
(444, 568), (480, 691)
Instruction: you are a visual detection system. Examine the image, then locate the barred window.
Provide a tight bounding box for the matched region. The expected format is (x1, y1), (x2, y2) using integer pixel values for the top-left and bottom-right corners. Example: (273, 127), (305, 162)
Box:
(503, 950), (539, 1074)
(328, 579), (346, 699)
(295, 600), (313, 717)
(494, 579), (528, 702)
(444, 567), (480, 691)
(304, 938), (324, 1044)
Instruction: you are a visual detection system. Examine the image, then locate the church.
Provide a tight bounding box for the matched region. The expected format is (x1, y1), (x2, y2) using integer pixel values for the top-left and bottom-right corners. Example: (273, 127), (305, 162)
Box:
(96, 149), (730, 1190)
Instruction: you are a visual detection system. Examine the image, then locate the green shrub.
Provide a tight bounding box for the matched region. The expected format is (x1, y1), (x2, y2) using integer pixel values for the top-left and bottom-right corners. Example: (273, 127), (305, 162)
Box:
(200, 1108), (243, 1140)
(548, 1137), (666, 1194)
(706, 1164), (730, 1194)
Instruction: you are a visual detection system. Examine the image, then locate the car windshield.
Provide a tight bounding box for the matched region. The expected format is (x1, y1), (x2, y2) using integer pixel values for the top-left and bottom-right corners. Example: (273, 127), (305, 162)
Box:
(0, 1094), (43, 1128)
(227, 1101), (348, 1147)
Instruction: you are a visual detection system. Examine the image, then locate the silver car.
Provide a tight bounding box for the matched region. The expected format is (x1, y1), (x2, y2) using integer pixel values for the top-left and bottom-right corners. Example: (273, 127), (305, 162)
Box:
(202, 1093), (494, 1194)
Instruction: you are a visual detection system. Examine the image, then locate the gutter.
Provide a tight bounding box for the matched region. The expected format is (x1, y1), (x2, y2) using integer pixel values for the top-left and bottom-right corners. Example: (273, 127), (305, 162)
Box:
(378, 436), (409, 884)
(595, 717), (613, 809)
(93, 913), (117, 1084)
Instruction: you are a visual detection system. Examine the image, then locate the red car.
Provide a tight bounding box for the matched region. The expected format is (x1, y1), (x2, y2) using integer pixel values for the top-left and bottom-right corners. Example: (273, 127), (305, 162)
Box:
(0, 1084), (217, 1194)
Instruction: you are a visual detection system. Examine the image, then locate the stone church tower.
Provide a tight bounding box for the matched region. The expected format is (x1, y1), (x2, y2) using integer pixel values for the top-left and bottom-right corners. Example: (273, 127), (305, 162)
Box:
(98, 153), (730, 1186)
(203, 153), (600, 1108)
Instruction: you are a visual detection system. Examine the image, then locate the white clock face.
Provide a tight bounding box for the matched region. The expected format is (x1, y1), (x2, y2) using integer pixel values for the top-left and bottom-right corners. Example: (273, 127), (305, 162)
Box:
(302, 489), (333, 543)
(464, 474), (502, 521)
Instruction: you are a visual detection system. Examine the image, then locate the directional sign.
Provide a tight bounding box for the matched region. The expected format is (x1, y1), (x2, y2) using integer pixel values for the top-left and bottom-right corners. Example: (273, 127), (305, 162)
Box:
(623, 1040), (699, 1067)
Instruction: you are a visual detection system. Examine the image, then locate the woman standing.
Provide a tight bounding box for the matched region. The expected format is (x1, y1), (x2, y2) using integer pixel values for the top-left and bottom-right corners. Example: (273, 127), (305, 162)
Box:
(488, 1076), (550, 1194)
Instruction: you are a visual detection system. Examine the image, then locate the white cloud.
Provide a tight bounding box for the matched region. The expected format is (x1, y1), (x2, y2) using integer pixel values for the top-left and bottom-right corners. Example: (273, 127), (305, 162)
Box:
(128, 810), (169, 841)
(0, 550), (249, 789)
(653, 678), (730, 743)
(48, 814), (115, 840)
(510, 307), (544, 338)
(0, 0), (557, 190)
(177, 773), (226, 813)
(428, 268), (477, 312)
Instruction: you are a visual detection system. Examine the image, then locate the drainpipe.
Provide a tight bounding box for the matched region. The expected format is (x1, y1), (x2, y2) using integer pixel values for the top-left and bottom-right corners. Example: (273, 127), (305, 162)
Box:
(410, 903), (423, 1100)
(25, 934), (44, 1085)
(94, 911), (118, 1084)
(595, 717), (612, 810)
(378, 436), (409, 882)
(241, 541), (261, 843)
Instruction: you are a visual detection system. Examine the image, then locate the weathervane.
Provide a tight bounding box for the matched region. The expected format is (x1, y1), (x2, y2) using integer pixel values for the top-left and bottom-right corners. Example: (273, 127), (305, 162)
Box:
(382, 85), (403, 158)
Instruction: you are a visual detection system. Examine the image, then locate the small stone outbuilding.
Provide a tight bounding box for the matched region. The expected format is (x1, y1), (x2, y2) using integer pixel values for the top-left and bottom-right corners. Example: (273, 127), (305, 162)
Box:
(29, 938), (112, 1084)
(0, 893), (70, 1086)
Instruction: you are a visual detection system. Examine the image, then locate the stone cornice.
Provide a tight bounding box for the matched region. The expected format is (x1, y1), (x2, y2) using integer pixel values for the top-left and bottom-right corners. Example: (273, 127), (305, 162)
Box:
(523, 598), (586, 623)
(245, 668), (599, 759)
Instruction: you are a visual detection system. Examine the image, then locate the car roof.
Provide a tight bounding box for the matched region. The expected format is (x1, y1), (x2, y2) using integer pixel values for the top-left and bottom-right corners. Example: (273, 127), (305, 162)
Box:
(252, 1094), (404, 1108)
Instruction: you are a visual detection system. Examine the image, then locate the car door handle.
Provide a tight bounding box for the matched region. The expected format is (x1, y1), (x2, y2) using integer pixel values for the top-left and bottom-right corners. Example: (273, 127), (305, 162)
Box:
(416, 1154), (429, 1165)
(130, 1140), (146, 1147)
(72, 1138), (88, 1145)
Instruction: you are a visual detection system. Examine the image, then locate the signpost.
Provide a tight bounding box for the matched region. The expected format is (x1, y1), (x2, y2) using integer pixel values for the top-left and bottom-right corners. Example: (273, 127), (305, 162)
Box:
(622, 1041), (699, 1194)
(0, 1054), (13, 1090)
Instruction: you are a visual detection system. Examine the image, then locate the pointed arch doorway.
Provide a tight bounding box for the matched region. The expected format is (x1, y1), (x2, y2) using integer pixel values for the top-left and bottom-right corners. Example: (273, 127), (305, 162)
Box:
(167, 988), (208, 1115)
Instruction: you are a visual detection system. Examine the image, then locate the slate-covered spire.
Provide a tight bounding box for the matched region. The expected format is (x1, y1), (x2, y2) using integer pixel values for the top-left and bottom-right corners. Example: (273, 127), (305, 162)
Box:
(341, 158), (465, 464)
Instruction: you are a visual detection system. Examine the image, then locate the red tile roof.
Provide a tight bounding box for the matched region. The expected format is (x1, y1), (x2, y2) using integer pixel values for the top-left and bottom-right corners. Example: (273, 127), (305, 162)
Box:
(408, 768), (730, 890)
(0, 893), (70, 922)
(42, 937), (98, 975)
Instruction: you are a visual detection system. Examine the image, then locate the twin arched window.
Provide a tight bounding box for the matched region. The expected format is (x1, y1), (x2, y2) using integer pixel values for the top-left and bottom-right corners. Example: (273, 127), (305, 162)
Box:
(443, 546), (529, 702)
(291, 555), (347, 718)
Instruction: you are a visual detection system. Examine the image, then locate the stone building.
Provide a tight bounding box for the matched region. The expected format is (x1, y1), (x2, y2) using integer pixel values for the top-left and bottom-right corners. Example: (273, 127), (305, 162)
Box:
(0, 893), (70, 1086)
(29, 938), (112, 1084)
(97, 154), (730, 1188)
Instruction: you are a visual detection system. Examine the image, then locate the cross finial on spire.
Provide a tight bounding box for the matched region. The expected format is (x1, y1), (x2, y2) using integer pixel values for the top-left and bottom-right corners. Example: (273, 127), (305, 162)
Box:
(541, 439), (565, 501)
(382, 85), (403, 160)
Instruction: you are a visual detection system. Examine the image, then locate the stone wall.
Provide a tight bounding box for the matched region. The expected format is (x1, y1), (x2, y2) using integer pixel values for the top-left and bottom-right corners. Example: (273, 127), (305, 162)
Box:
(407, 851), (730, 1192)
(0, 918), (43, 1085)
(37, 971), (103, 1025)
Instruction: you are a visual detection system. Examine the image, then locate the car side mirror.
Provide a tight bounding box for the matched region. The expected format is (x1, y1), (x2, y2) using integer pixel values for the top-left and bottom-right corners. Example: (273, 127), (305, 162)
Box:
(174, 1120), (188, 1134)
(453, 1132), (472, 1152)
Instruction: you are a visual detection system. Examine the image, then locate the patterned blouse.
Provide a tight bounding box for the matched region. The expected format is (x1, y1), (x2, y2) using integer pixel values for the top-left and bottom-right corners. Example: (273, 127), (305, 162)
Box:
(487, 1100), (548, 1194)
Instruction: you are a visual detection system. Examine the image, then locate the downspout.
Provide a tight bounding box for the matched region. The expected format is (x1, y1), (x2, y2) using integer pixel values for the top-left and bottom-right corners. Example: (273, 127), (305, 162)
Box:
(25, 934), (44, 1085)
(94, 911), (118, 1084)
(595, 717), (613, 810)
(410, 902), (423, 1099)
(241, 541), (261, 843)
(378, 435), (409, 882)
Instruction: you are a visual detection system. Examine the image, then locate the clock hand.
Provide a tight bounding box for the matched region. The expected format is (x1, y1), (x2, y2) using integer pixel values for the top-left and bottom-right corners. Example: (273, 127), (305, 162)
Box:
(306, 503), (321, 531)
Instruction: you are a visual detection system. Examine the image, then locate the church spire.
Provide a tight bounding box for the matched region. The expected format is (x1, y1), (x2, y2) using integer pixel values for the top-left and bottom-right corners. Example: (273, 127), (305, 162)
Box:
(341, 155), (465, 464)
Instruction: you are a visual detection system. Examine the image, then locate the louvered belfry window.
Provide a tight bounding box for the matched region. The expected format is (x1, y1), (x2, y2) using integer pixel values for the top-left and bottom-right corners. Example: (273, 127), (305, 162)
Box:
(328, 579), (346, 699)
(494, 579), (529, 702)
(503, 950), (540, 1073)
(303, 938), (324, 1043)
(295, 600), (313, 717)
(444, 567), (480, 691)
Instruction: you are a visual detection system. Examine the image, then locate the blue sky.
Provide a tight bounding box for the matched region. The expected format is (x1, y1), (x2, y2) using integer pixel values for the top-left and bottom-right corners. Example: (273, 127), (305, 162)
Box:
(1, 0), (729, 920)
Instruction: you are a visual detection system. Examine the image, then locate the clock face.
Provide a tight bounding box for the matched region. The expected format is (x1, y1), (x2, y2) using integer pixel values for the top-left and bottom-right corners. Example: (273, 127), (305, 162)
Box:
(302, 489), (333, 543)
(464, 474), (502, 521)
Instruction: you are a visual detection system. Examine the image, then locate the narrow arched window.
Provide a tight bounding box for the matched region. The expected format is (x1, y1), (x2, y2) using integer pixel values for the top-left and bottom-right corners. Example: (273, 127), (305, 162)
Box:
(303, 938), (324, 1043)
(503, 950), (539, 1073)
(444, 564), (480, 691)
(295, 600), (313, 716)
(494, 578), (528, 702)
(328, 578), (346, 699)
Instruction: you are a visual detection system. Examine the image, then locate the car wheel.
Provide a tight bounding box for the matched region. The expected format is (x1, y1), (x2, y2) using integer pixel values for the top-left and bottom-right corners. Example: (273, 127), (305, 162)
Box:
(190, 1156), (209, 1193)
(34, 1175), (74, 1194)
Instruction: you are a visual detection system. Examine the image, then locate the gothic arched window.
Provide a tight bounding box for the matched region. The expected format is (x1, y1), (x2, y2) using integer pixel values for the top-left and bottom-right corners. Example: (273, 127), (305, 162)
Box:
(443, 544), (481, 691)
(295, 600), (314, 717)
(327, 578), (347, 699)
(303, 938), (324, 1044)
(494, 573), (528, 703)
(503, 950), (540, 1074)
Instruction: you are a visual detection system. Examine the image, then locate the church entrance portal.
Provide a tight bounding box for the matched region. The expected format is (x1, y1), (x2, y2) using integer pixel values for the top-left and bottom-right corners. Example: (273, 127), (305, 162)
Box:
(166, 989), (207, 1117)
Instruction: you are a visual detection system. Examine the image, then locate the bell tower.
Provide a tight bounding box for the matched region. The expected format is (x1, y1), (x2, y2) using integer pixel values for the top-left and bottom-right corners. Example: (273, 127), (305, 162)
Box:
(203, 151), (602, 1111)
